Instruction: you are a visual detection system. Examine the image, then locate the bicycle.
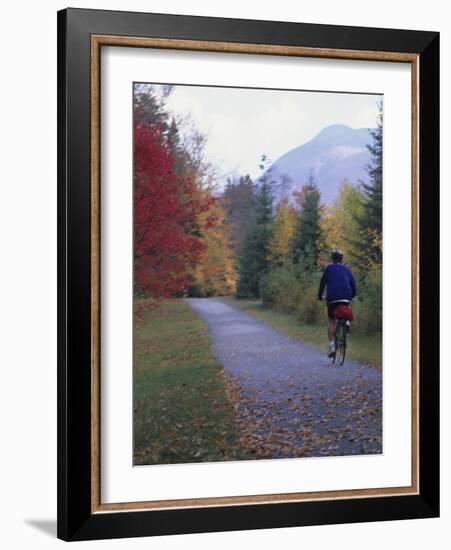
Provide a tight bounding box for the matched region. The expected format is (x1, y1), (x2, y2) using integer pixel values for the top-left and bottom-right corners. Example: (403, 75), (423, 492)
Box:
(330, 301), (353, 366)
(331, 317), (347, 365)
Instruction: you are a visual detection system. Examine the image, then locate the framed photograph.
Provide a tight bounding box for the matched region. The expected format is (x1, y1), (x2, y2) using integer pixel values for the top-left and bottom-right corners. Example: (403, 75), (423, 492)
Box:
(57, 8), (439, 541)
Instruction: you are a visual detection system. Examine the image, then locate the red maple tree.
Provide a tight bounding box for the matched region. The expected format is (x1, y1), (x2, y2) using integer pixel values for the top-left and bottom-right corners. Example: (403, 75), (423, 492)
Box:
(134, 122), (215, 299)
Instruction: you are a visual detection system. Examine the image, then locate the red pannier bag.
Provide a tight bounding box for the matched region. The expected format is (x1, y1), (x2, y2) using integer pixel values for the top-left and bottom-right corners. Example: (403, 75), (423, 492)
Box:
(334, 304), (354, 321)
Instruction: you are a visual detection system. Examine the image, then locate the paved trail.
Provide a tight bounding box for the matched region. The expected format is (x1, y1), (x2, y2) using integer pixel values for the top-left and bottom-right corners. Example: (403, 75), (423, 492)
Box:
(186, 298), (382, 459)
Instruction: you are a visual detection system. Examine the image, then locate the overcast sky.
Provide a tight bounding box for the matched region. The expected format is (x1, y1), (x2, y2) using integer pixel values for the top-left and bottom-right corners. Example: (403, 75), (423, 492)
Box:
(158, 84), (381, 182)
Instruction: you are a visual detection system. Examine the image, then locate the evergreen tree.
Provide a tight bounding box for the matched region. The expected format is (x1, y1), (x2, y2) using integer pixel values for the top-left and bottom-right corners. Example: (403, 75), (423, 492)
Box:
(166, 116), (192, 176)
(292, 174), (323, 271)
(167, 117), (181, 152)
(133, 83), (169, 131)
(222, 175), (257, 253)
(236, 182), (273, 298)
(354, 100), (383, 269)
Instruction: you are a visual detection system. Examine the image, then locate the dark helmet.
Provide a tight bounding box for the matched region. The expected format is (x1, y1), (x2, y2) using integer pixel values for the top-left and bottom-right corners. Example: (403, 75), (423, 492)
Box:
(331, 248), (344, 262)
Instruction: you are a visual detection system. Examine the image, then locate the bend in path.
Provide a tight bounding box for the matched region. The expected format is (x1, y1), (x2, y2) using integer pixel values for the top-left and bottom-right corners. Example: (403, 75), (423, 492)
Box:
(186, 297), (382, 459)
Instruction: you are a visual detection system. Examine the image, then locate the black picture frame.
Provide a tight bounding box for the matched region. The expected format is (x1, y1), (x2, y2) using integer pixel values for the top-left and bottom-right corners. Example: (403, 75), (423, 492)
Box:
(57, 7), (439, 542)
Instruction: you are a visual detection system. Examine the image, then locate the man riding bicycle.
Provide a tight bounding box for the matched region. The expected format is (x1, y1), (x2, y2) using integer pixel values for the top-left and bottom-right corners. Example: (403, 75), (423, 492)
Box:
(317, 249), (356, 358)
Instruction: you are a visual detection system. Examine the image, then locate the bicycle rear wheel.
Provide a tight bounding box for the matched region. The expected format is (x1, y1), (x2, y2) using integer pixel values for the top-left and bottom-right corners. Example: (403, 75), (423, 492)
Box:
(336, 320), (346, 365)
(330, 346), (337, 364)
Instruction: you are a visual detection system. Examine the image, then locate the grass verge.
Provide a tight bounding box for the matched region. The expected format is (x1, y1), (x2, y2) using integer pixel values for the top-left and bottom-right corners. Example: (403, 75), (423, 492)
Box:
(223, 297), (382, 369)
(133, 298), (251, 465)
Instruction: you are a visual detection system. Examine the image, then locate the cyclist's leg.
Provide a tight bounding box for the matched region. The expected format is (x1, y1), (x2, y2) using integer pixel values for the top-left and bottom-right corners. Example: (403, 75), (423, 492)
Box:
(327, 304), (337, 339)
(327, 304), (337, 355)
(328, 317), (336, 342)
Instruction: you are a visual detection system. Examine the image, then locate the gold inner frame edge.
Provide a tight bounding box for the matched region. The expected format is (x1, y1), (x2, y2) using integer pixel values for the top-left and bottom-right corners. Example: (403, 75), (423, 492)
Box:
(90, 34), (420, 514)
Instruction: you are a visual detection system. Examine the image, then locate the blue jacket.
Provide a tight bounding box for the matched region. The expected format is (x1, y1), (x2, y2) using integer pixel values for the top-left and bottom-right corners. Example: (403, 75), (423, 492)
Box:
(318, 263), (356, 304)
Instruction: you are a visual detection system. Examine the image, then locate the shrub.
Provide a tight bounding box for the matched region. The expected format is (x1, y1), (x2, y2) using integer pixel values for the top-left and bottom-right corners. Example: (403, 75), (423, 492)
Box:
(297, 285), (325, 324)
(261, 268), (302, 313)
(352, 265), (382, 335)
(260, 266), (328, 325)
(186, 283), (205, 298)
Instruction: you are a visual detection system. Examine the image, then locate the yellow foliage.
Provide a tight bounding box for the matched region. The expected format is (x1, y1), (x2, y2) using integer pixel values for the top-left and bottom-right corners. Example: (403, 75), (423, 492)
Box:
(321, 205), (339, 250)
(192, 198), (237, 295)
(268, 198), (297, 268)
(320, 180), (364, 267)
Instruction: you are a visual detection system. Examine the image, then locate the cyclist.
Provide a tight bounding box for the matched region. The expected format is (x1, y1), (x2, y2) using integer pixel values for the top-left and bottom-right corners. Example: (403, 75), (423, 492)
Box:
(317, 249), (356, 357)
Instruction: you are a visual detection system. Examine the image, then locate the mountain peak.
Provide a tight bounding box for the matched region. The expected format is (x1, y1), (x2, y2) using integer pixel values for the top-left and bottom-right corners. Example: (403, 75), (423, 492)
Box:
(259, 125), (374, 205)
(312, 124), (371, 144)
(314, 124), (353, 139)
